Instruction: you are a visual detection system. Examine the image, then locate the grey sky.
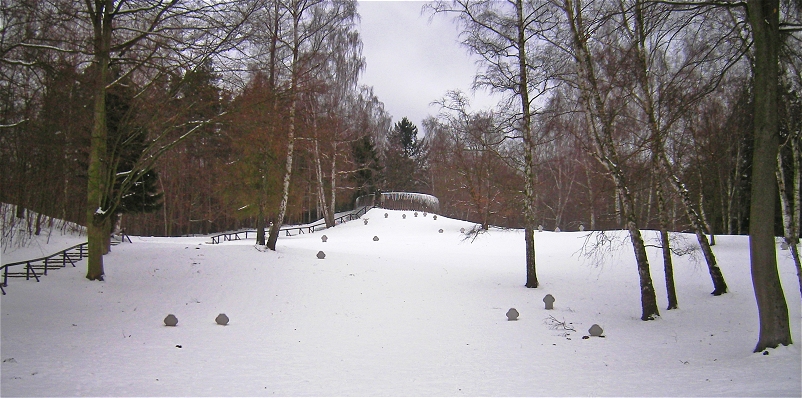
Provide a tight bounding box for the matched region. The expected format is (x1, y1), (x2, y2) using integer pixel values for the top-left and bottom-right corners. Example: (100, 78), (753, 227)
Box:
(357, 0), (499, 131)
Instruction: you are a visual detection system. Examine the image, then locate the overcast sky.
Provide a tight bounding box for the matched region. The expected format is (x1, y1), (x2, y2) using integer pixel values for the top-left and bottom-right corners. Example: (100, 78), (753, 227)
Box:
(357, 0), (499, 131)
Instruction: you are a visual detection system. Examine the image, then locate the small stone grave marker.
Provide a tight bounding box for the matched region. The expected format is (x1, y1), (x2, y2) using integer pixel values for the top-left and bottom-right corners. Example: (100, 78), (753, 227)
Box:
(373, 236), (379, 241)
(164, 314), (178, 327)
(321, 235), (328, 243)
(538, 225), (544, 232)
(364, 219), (369, 225)
(414, 212), (419, 217)
(402, 214), (407, 219)
(384, 213), (389, 218)
(460, 228), (465, 234)
(215, 313), (229, 326)
(438, 229), (444, 233)
(423, 212), (428, 217)
(317, 251), (326, 259)
(543, 294), (555, 310)
(433, 215), (438, 220)
(588, 324), (603, 337)
(554, 227), (561, 232)
(579, 224), (585, 232)
(506, 308), (519, 321)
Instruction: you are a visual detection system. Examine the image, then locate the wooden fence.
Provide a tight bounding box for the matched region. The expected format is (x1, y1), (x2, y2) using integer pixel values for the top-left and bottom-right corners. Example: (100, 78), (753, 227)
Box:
(1, 242), (89, 295)
(210, 205), (372, 244)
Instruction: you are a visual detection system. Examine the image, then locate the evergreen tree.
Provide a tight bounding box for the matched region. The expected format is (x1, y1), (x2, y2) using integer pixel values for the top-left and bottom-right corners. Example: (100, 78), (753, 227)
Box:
(350, 134), (382, 202)
(384, 117), (428, 192)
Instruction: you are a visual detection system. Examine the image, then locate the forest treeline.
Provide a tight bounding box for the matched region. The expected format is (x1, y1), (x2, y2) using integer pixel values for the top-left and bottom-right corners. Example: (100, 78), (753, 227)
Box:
(2, 1), (799, 242)
(0, 0), (800, 350)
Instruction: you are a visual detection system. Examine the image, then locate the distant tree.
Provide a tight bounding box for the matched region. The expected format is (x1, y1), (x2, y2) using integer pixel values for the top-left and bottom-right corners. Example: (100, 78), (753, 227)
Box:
(384, 117), (428, 192)
(351, 134), (382, 199)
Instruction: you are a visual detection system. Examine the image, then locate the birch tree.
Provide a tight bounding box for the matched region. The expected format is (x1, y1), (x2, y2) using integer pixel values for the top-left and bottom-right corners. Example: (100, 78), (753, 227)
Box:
(555, 0), (660, 320)
(622, 0), (734, 295)
(266, 0), (358, 250)
(427, 0), (556, 288)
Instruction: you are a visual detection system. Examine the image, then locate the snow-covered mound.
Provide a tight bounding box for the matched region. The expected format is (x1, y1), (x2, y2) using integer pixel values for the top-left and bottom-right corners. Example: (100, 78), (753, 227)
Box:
(1, 208), (799, 396)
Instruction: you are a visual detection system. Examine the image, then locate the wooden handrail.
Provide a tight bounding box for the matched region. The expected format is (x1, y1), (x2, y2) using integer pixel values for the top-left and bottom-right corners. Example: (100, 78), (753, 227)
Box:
(210, 205), (373, 244)
(1, 242), (88, 295)
(0, 206), (376, 293)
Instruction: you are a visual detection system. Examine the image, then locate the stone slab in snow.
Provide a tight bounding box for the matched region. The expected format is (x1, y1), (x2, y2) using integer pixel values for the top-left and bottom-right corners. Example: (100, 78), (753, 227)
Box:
(506, 308), (519, 321)
(164, 314), (178, 327)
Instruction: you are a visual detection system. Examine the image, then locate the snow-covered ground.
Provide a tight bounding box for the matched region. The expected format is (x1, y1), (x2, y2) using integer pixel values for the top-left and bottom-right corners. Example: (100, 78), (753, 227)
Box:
(1, 208), (800, 396)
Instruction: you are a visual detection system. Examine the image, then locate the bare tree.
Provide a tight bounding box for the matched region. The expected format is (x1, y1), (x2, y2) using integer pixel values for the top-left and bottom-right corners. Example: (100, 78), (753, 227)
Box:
(427, 0), (557, 288)
(266, 0), (358, 250)
(554, 0), (660, 320)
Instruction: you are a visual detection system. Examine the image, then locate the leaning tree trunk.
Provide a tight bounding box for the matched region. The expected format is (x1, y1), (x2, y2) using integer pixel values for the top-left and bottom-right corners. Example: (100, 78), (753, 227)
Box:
(747, 0), (791, 353)
(563, 0), (658, 320)
(266, 93), (296, 251)
(266, 17), (300, 251)
(631, 0), (727, 296)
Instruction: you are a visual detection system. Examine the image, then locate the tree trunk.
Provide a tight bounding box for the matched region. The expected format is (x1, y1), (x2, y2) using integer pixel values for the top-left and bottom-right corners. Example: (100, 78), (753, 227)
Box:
(776, 132), (802, 298)
(256, 203), (266, 246)
(266, 15), (300, 251)
(657, 181), (678, 310)
(266, 95), (295, 251)
(525, 226), (538, 288)
(516, 0), (538, 288)
(563, 0), (658, 320)
(329, 141), (337, 226)
(747, 0), (791, 353)
(630, 0), (727, 295)
(85, 0), (113, 281)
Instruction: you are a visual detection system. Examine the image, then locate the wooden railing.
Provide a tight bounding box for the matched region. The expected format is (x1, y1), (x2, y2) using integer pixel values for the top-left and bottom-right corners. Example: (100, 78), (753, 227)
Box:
(210, 205), (372, 244)
(0, 207), (375, 294)
(1, 242), (89, 295)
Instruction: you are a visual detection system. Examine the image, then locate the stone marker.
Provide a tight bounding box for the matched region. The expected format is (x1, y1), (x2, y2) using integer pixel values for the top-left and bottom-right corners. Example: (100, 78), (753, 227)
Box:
(402, 214), (407, 219)
(538, 225), (544, 232)
(554, 227), (561, 232)
(543, 294), (555, 310)
(579, 224), (585, 232)
(317, 251), (326, 259)
(423, 212), (428, 217)
(588, 324), (603, 337)
(414, 212), (419, 217)
(373, 236), (380, 241)
(506, 308), (519, 321)
(433, 215), (438, 220)
(364, 219), (369, 225)
(781, 241), (789, 250)
(460, 228), (465, 234)
(215, 313), (229, 326)
(321, 235), (328, 243)
(438, 229), (444, 233)
(164, 314), (178, 327)
(385, 213), (389, 218)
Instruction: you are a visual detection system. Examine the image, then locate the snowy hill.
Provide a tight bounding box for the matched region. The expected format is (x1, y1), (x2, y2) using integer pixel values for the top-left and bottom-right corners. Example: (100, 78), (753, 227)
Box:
(1, 208), (800, 396)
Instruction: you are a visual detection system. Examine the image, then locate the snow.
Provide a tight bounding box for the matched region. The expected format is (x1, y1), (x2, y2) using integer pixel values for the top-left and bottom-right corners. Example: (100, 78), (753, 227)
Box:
(1, 208), (800, 396)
